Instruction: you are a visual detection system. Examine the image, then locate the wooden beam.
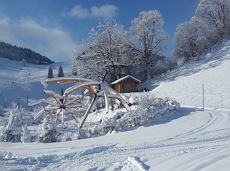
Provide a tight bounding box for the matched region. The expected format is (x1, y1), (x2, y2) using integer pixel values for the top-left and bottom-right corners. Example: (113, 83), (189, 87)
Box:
(79, 95), (97, 128)
(64, 82), (100, 96)
(45, 77), (92, 84)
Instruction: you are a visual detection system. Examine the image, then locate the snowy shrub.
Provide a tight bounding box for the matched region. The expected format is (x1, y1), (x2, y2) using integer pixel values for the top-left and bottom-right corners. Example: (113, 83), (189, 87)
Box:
(39, 117), (60, 143)
(0, 111), (22, 142)
(137, 95), (179, 112)
(176, 57), (185, 66)
(0, 108), (3, 116)
(21, 125), (31, 143)
(60, 132), (72, 142)
(127, 96), (139, 105)
(77, 96), (180, 139)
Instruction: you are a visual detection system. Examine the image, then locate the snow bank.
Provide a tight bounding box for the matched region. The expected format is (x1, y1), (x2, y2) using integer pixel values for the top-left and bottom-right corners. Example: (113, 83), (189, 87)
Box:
(108, 156), (150, 171)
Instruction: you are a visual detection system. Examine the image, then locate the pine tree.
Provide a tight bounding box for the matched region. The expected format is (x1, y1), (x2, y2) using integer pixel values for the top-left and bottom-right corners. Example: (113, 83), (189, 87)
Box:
(58, 66), (64, 77)
(48, 66), (53, 78)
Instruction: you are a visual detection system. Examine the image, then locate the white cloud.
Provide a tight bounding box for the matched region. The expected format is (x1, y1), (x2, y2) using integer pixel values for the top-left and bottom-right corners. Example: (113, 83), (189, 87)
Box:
(67, 4), (118, 19)
(0, 17), (75, 61)
(68, 5), (89, 18)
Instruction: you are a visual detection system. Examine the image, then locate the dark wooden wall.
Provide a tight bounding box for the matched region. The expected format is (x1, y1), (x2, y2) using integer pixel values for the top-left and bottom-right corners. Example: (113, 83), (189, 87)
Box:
(113, 78), (138, 93)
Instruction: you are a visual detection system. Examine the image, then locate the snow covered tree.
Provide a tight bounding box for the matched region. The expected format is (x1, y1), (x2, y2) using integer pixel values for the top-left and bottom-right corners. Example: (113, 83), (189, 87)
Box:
(73, 16), (168, 81)
(21, 124), (31, 143)
(48, 66), (54, 78)
(196, 0), (230, 40)
(173, 17), (211, 61)
(129, 10), (167, 80)
(58, 66), (64, 77)
(152, 58), (171, 75)
(73, 21), (130, 81)
(39, 116), (60, 143)
(172, 0), (230, 63)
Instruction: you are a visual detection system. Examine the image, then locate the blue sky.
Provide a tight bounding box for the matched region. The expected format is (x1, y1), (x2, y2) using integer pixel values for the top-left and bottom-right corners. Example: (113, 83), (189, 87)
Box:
(0, 0), (198, 61)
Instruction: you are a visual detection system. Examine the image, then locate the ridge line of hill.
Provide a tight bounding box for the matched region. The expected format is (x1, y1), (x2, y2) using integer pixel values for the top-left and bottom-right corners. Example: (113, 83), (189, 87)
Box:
(0, 41), (54, 65)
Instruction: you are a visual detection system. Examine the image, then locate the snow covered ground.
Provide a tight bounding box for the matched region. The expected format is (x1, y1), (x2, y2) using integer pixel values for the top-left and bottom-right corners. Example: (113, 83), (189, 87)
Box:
(0, 108), (230, 171)
(149, 41), (230, 110)
(0, 58), (72, 107)
(0, 41), (230, 171)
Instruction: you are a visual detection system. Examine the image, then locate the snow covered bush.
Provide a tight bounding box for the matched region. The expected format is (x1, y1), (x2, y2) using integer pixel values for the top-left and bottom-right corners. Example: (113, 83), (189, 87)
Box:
(21, 125), (31, 143)
(77, 95), (180, 139)
(0, 111), (22, 142)
(60, 132), (72, 142)
(0, 108), (3, 116)
(138, 95), (179, 112)
(39, 116), (60, 143)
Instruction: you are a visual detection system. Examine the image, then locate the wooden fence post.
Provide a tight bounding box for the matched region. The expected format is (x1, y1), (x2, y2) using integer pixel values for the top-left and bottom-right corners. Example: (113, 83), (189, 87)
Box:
(202, 84), (205, 111)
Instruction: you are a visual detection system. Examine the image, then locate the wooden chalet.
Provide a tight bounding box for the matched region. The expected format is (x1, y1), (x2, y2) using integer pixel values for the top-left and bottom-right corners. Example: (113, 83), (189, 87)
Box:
(111, 75), (141, 93)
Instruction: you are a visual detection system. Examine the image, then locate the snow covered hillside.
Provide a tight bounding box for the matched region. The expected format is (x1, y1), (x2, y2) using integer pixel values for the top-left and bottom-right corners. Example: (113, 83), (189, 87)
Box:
(149, 41), (230, 109)
(0, 58), (72, 107)
(0, 41), (230, 171)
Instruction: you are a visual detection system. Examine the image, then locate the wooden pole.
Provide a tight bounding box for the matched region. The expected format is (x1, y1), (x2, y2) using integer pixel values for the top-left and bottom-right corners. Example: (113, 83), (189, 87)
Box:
(202, 84), (205, 111)
(79, 95), (97, 128)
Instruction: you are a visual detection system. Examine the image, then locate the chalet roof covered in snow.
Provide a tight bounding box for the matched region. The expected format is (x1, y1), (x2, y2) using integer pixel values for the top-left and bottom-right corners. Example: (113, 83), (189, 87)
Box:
(111, 75), (141, 85)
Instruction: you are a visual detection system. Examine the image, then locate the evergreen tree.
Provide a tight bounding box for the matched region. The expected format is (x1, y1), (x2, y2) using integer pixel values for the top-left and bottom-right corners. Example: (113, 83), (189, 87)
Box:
(48, 66), (54, 78)
(58, 66), (64, 77)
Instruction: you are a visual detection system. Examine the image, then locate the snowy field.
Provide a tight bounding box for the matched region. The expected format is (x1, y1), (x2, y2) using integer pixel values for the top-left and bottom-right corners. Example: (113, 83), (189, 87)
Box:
(0, 41), (230, 170)
(0, 108), (230, 171)
(0, 58), (72, 107)
(149, 41), (230, 110)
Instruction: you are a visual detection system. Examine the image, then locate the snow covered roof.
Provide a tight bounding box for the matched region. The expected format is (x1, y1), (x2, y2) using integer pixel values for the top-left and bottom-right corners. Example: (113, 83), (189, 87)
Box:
(111, 75), (141, 85)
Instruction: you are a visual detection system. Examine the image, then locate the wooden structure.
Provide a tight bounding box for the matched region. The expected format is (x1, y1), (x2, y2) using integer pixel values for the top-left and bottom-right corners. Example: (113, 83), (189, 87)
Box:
(111, 75), (141, 93)
(34, 77), (130, 128)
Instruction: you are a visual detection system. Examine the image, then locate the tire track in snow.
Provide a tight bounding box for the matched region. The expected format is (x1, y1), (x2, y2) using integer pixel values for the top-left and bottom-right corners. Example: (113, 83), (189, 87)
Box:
(42, 140), (229, 170)
(173, 112), (216, 138)
(189, 153), (230, 171)
(59, 111), (230, 170)
(171, 146), (230, 171)
(149, 112), (218, 148)
(3, 111), (230, 171)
